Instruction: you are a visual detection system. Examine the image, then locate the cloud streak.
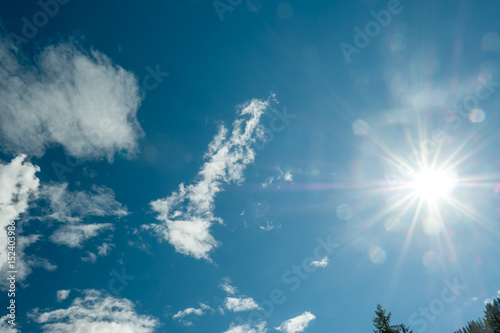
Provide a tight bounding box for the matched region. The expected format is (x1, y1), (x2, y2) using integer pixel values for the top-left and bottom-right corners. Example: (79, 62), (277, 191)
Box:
(276, 312), (316, 333)
(147, 98), (270, 260)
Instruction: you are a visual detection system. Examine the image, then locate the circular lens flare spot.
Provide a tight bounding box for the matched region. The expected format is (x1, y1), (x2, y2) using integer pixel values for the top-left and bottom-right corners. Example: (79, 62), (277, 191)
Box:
(469, 109), (486, 123)
(369, 246), (387, 264)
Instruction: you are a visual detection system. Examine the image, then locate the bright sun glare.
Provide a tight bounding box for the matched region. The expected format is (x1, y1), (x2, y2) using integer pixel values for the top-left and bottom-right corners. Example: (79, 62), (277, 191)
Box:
(411, 169), (457, 203)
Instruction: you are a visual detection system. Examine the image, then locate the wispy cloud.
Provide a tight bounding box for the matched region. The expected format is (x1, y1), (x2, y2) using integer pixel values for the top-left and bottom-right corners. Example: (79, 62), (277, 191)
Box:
(276, 311), (316, 333)
(40, 183), (129, 223)
(221, 278), (238, 295)
(0, 37), (143, 161)
(50, 223), (113, 248)
(262, 166), (293, 188)
(146, 98), (271, 260)
(225, 297), (260, 312)
(172, 303), (210, 326)
(30, 290), (158, 332)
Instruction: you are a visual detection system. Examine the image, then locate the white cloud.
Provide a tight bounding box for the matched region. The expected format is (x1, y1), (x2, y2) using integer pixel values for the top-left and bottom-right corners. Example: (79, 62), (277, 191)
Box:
(485, 298), (494, 305)
(276, 312), (316, 333)
(0, 155), (45, 289)
(50, 223), (113, 248)
(225, 297), (259, 312)
(97, 242), (114, 257)
(262, 166), (293, 188)
(30, 289), (158, 332)
(81, 251), (98, 263)
(0, 315), (18, 332)
(172, 303), (210, 326)
(146, 99), (270, 260)
(224, 322), (267, 333)
(310, 257), (329, 268)
(259, 221), (281, 231)
(40, 183), (129, 223)
(472, 297), (478, 302)
(0, 37), (143, 161)
(221, 278), (237, 295)
(57, 290), (71, 302)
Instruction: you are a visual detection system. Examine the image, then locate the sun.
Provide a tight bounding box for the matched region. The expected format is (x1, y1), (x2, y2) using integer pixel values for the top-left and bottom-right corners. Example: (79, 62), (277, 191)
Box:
(410, 168), (457, 203)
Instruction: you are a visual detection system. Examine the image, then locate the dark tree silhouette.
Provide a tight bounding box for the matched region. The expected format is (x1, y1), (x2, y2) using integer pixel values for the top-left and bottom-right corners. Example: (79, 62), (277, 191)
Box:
(485, 297), (500, 333)
(373, 304), (413, 333)
(454, 318), (491, 333)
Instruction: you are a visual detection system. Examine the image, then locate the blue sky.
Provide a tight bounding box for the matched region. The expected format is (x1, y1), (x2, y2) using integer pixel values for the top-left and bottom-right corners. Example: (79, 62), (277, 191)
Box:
(0, 0), (500, 332)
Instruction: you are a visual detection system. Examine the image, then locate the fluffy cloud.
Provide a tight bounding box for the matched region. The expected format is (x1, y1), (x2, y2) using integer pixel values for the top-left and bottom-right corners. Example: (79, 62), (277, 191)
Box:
(147, 99), (270, 260)
(225, 297), (259, 312)
(0, 37), (143, 161)
(0, 155), (43, 288)
(40, 183), (129, 223)
(276, 312), (316, 333)
(57, 290), (71, 302)
(30, 289), (158, 332)
(50, 223), (113, 248)
(224, 322), (267, 333)
(310, 257), (329, 268)
(0, 315), (18, 332)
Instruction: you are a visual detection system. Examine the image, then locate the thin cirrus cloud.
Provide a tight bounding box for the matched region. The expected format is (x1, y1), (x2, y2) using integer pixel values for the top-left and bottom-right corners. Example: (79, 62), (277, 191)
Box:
(276, 311), (316, 333)
(146, 98), (271, 260)
(30, 290), (158, 333)
(39, 183), (129, 223)
(0, 35), (143, 161)
(50, 223), (114, 248)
